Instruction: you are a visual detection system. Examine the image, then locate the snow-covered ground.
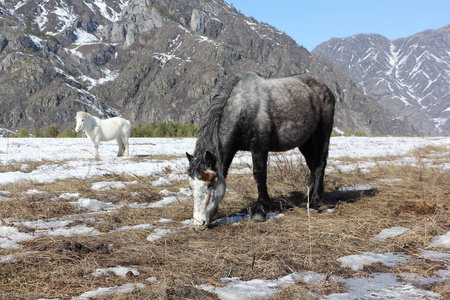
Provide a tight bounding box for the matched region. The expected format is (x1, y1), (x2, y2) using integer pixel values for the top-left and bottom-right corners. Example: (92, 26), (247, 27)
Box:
(0, 136), (449, 299)
(1, 136), (449, 186)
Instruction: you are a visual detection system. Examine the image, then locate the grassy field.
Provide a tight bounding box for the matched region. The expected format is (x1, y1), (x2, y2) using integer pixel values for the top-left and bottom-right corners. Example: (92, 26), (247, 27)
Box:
(0, 139), (449, 299)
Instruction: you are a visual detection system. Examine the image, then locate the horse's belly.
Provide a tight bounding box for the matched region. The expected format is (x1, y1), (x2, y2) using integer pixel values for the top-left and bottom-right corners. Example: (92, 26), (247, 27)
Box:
(100, 133), (119, 141)
(269, 122), (317, 151)
(269, 138), (305, 152)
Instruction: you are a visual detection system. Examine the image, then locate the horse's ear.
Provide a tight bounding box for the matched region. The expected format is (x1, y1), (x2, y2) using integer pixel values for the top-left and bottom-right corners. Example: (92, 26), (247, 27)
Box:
(205, 151), (216, 170)
(186, 152), (194, 163)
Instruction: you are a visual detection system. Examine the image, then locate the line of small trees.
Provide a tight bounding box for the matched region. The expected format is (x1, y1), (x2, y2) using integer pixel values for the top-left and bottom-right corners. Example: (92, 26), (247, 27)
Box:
(9, 122), (199, 138)
(10, 126), (78, 138)
(131, 122), (199, 137)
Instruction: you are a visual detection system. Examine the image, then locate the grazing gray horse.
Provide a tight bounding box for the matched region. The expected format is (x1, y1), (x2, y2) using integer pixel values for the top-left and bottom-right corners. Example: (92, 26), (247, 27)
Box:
(187, 71), (335, 227)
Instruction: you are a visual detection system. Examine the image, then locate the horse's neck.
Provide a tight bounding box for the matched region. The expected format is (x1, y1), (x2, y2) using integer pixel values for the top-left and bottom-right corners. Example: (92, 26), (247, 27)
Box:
(85, 116), (98, 133)
(194, 121), (223, 173)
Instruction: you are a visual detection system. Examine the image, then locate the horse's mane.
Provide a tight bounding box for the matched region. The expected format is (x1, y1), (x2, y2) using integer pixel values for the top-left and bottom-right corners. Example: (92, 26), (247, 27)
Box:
(191, 74), (243, 175)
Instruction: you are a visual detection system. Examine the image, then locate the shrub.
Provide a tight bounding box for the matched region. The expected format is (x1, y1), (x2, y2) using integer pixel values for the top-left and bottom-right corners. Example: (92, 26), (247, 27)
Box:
(33, 129), (44, 137)
(46, 126), (59, 138)
(353, 129), (366, 136)
(18, 129), (30, 138)
(59, 128), (80, 138)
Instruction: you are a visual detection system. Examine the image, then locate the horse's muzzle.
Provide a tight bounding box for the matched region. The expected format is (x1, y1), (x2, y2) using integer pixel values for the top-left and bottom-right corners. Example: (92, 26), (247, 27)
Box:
(193, 224), (208, 231)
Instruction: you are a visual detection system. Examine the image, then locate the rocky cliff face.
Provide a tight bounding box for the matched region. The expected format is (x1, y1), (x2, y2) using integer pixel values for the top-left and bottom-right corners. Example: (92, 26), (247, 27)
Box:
(313, 26), (450, 136)
(0, 0), (417, 136)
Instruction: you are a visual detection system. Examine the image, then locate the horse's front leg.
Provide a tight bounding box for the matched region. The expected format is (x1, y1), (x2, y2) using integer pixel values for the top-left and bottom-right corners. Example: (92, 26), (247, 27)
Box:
(88, 128), (101, 159)
(251, 149), (270, 222)
(91, 139), (100, 159)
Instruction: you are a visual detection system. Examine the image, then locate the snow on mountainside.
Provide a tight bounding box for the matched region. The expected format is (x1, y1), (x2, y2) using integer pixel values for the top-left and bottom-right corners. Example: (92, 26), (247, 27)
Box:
(0, 0), (418, 136)
(313, 25), (450, 136)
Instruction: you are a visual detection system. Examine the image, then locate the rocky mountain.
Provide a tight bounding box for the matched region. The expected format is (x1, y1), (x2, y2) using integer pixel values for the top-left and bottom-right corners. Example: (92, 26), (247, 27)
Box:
(0, 0), (417, 136)
(313, 26), (450, 136)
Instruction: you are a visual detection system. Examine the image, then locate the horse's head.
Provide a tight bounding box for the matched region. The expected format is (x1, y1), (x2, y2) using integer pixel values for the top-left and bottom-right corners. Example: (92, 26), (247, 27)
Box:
(186, 151), (226, 228)
(75, 112), (88, 133)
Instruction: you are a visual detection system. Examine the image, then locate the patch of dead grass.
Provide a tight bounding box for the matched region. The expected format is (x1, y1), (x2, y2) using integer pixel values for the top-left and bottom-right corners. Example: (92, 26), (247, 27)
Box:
(0, 160), (64, 174)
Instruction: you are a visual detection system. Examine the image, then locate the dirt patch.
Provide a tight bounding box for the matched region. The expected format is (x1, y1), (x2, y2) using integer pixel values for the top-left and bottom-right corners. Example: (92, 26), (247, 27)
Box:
(397, 200), (439, 215)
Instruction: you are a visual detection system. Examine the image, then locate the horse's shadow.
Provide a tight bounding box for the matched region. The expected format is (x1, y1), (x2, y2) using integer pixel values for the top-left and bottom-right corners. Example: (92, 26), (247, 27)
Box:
(134, 154), (152, 158)
(241, 186), (378, 215)
(212, 187), (378, 227)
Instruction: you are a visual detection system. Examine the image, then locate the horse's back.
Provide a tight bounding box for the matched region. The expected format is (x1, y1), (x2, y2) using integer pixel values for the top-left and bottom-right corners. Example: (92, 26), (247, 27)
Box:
(220, 72), (335, 151)
(228, 72), (334, 116)
(99, 117), (131, 141)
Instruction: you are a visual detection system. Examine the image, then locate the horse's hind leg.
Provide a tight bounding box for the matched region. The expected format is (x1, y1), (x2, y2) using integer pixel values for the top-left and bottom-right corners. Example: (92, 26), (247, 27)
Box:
(299, 138), (316, 199)
(310, 116), (333, 204)
(122, 134), (129, 157)
(251, 149), (270, 222)
(116, 137), (124, 157)
(311, 136), (329, 204)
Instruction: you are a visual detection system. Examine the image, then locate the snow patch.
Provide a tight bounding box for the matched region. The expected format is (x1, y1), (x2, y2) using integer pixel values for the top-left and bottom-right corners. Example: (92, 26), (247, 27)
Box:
(146, 228), (173, 242)
(111, 224), (154, 232)
(0, 226), (35, 249)
(70, 198), (116, 212)
(74, 28), (99, 44)
(93, 266), (139, 277)
(91, 180), (138, 191)
(73, 283), (145, 300)
(199, 272), (324, 300)
(58, 193), (82, 199)
(0, 251), (39, 264)
(430, 231), (450, 248)
(326, 273), (442, 300)
(80, 69), (120, 89)
(372, 227), (409, 242)
(420, 249), (450, 261)
(338, 252), (410, 270)
(48, 2), (78, 35)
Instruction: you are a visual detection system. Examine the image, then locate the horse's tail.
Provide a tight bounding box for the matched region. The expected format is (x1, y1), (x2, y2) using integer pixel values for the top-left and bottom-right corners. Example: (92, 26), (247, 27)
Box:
(124, 119), (131, 137)
(194, 73), (244, 171)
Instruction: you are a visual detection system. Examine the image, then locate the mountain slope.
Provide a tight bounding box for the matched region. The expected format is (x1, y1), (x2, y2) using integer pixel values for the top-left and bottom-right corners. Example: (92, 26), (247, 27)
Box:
(313, 25), (450, 135)
(0, 0), (417, 136)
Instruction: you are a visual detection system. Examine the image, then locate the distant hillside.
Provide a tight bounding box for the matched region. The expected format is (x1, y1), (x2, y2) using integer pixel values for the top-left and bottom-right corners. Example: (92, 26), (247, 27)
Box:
(0, 0), (417, 136)
(313, 25), (450, 136)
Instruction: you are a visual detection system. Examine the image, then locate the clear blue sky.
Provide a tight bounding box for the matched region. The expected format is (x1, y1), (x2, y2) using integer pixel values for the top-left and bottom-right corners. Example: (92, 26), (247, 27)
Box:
(229, 0), (449, 51)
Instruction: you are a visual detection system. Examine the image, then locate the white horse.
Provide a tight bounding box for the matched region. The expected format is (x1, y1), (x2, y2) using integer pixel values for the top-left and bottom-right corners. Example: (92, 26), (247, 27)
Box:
(75, 111), (131, 158)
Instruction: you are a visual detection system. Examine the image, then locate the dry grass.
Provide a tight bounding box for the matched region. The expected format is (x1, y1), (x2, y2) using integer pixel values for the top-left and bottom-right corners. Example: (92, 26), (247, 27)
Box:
(0, 160), (61, 174)
(0, 147), (449, 299)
